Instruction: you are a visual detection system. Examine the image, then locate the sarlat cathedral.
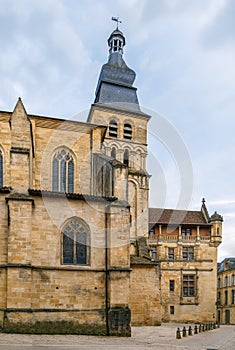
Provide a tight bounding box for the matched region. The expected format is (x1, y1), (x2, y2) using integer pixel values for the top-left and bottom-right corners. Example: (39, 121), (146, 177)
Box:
(0, 25), (223, 336)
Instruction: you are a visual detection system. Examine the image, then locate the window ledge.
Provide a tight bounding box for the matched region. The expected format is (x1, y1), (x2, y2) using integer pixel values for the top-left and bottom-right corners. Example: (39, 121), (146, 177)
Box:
(180, 297), (198, 305)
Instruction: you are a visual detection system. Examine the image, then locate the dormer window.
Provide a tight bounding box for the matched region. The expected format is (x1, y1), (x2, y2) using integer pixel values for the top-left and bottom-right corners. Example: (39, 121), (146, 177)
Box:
(109, 120), (118, 138)
(123, 123), (132, 140)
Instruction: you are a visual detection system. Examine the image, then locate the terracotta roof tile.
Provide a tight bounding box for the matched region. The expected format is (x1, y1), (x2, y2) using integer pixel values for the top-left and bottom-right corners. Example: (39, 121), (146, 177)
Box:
(149, 208), (209, 225)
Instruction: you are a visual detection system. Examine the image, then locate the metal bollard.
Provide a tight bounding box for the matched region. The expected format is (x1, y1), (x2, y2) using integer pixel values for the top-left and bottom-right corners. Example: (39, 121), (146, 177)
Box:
(202, 324), (205, 332)
(183, 326), (187, 337)
(176, 328), (181, 339)
(188, 326), (193, 336)
(199, 324), (202, 332)
(194, 325), (198, 334)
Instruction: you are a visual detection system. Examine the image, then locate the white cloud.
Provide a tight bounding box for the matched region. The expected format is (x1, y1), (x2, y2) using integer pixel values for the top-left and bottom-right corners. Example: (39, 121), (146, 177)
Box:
(0, 0), (234, 260)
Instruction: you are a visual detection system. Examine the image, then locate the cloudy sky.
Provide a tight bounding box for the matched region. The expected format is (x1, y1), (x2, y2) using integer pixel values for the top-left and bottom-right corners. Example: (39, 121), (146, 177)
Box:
(0, 0), (234, 261)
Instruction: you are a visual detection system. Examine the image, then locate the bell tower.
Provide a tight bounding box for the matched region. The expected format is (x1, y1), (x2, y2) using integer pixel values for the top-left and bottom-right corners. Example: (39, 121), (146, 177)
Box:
(88, 23), (151, 241)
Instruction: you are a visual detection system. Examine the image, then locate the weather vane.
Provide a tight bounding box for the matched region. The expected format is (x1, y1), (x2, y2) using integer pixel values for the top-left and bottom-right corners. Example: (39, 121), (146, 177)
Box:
(112, 16), (122, 29)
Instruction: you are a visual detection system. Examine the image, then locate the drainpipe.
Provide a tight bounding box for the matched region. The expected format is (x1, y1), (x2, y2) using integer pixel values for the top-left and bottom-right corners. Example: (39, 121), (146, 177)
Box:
(90, 130), (93, 195)
(105, 206), (110, 336)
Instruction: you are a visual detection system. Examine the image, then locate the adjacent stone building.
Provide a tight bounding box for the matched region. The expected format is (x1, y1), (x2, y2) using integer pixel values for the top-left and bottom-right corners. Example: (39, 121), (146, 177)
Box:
(0, 26), (222, 335)
(217, 258), (235, 324)
(148, 204), (223, 323)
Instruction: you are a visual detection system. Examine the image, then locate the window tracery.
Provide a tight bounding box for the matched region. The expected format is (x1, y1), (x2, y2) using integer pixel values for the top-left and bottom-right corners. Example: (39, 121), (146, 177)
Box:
(52, 148), (74, 193)
(62, 218), (90, 265)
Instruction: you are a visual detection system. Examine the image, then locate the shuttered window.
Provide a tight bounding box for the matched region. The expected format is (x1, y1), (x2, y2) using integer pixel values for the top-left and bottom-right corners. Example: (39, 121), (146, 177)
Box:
(109, 120), (118, 138)
(123, 123), (132, 140)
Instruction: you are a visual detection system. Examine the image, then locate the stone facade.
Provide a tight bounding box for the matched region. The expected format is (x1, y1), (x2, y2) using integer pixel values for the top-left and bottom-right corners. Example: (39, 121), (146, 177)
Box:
(0, 26), (222, 335)
(0, 98), (131, 335)
(148, 205), (223, 324)
(217, 258), (235, 325)
(130, 256), (161, 326)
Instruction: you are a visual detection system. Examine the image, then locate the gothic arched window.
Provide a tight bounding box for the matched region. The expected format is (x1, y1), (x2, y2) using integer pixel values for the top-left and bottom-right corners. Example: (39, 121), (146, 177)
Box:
(0, 150), (2, 187)
(109, 120), (118, 138)
(123, 149), (129, 167)
(62, 218), (90, 265)
(52, 148), (74, 193)
(123, 123), (132, 140)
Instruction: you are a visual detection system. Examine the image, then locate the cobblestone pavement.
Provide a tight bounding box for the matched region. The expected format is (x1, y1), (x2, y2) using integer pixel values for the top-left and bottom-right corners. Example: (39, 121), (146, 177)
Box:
(0, 324), (235, 350)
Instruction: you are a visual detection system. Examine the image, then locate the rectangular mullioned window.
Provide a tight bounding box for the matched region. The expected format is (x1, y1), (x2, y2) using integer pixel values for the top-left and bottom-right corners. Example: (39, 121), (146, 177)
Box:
(182, 247), (194, 260)
(168, 248), (174, 260)
(183, 275), (195, 297)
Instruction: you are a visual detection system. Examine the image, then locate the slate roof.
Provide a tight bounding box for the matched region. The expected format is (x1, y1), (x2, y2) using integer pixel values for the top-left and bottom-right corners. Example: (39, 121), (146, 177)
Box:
(28, 189), (118, 203)
(94, 29), (141, 112)
(218, 258), (235, 273)
(149, 208), (210, 226)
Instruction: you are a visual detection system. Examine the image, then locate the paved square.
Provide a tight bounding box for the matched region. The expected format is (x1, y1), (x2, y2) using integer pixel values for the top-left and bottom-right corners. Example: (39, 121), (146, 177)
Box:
(0, 324), (234, 349)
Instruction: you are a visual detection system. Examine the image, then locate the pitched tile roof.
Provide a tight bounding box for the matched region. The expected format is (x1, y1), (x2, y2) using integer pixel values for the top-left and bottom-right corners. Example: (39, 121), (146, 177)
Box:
(149, 208), (210, 226)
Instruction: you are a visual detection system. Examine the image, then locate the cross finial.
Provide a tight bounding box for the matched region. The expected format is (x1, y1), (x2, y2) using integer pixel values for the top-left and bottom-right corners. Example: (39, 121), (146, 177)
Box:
(112, 16), (122, 29)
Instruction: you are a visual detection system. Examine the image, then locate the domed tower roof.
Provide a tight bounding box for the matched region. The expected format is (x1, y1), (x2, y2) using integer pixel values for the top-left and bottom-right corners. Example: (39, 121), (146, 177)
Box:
(94, 24), (140, 111)
(107, 28), (126, 49)
(210, 211), (223, 222)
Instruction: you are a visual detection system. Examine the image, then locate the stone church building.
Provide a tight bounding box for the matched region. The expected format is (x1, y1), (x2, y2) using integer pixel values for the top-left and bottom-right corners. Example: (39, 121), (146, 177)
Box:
(0, 27), (222, 335)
